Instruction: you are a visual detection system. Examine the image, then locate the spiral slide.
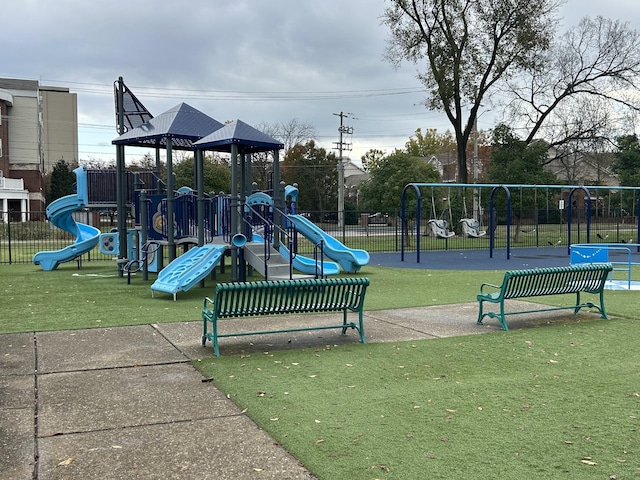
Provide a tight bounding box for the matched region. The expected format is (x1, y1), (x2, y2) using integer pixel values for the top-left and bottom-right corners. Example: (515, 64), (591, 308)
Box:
(33, 167), (101, 271)
(287, 214), (370, 273)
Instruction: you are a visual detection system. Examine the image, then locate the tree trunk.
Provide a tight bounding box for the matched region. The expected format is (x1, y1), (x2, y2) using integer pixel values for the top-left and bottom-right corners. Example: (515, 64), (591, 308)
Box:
(456, 142), (468, 184)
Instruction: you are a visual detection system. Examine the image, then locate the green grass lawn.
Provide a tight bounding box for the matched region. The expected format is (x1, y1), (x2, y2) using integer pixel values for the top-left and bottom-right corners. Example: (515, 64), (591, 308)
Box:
(2, 261), (639, 478)
(198, 319), (640, 479)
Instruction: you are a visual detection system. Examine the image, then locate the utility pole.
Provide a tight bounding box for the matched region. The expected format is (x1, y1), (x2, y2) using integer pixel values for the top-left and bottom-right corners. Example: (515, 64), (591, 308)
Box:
(333, 112), (353, 232)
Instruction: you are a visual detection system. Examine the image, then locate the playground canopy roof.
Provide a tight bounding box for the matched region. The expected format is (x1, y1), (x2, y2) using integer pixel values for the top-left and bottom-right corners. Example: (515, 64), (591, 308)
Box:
(112, 102), (223, 150)
(194, 119), (284, 154)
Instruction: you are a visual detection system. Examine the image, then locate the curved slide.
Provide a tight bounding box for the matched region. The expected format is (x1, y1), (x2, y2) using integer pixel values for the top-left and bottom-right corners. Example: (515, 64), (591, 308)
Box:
(278, 243), (341, 276)
(33, 167), (100, 271)
(150, 244), (227, 300)
(288, 214), (370, 273)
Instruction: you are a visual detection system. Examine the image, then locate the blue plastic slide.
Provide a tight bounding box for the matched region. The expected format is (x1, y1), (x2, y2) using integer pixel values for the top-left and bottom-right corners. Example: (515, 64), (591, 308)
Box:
(288, 215), (370, 273)
(278, 243), (341, 276)
(33, 167), (100, 271)
(150, 244), (227, 300)
(251, 232), (340, 276)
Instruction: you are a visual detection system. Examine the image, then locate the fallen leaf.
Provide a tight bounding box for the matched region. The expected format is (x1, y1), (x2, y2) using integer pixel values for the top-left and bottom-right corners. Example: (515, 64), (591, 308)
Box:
(58, 458), (73, 466)
(315, 439), (325, 444)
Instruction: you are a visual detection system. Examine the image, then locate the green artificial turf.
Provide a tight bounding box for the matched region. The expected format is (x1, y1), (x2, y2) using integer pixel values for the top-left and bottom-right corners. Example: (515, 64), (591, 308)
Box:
(1, 262), (638, 333)
(3, 261), (640, 478)
(197, 318), (640, 479)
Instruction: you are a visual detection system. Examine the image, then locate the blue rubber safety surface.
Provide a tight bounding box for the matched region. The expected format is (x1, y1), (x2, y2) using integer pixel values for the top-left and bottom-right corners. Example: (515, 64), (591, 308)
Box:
(369, 247), (573, 271)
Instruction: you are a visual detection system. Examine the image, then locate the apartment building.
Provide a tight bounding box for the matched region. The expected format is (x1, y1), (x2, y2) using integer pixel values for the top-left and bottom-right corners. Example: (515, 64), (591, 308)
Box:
(0, 77), (78, 215)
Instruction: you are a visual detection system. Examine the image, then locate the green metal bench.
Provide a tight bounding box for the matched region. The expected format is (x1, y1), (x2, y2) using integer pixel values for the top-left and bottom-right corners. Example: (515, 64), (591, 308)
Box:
(202, 277), (370, 356)
(477, 263), (612, 331)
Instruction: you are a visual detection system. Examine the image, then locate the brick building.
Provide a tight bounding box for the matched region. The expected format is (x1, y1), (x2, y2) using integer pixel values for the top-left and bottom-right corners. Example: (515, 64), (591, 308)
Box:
(0, 77), (78, 215)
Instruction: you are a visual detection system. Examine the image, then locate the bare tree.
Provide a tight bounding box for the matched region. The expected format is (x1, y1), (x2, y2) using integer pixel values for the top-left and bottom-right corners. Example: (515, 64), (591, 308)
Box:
(252, 119), (316, 189)
(507, 16), (640, 154)
(383, 0), (561, 183)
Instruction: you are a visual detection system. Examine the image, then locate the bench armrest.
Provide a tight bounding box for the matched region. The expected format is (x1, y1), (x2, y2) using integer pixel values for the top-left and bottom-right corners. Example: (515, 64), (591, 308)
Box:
(479, 282), (501, 295)
(203, 296), (215, 313)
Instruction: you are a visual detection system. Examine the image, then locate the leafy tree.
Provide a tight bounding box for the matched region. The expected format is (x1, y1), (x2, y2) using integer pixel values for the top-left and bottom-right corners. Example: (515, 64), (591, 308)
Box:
(281, 140), (337, 214)
(173, 155), (231, 194)
(46, 159), (77, 204)
(360, 149), (386, 173)
(405, 128), (455, 158)
(487, 124), (557, 185)
(612, 135), (640, 186)
(487, 124), (558, 238)
(383, 0), (560, 183)
(359, 151), (440, 213)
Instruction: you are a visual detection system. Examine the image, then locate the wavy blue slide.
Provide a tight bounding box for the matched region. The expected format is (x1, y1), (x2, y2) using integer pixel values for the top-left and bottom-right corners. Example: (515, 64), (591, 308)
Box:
(150, 244), (227, 300)
(288, 215), (370, 273)
(33, 167), (100, 271)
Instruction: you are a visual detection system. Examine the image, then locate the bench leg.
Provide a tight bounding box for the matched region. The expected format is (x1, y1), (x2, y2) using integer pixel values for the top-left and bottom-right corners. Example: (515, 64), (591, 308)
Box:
(476, 300), (485, 325)
(498, 302), (508, 331)
(574, 292), (582, 315)
(599, 289), (608, 319)
(212, 319), (220, 357)
(202, 314), (209, 347)
(357, 309), (366, 344)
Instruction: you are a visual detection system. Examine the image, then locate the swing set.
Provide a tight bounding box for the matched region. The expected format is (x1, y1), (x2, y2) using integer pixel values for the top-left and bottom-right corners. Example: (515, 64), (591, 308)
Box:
(400, 182), (640, 263)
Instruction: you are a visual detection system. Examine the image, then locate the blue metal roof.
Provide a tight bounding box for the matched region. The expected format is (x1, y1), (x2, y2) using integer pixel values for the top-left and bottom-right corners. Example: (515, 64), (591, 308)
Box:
(112, 103), (223, 150)
(193, 119), (283, 153)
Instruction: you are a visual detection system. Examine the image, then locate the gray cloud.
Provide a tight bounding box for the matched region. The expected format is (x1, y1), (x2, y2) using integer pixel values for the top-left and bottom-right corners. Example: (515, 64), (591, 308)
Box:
(2, 0), (637, 162)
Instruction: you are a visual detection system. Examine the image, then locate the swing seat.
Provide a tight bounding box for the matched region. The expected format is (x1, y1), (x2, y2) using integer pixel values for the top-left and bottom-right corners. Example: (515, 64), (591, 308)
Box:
(459, 218), (486, 238)
(428, 219), (455, 239)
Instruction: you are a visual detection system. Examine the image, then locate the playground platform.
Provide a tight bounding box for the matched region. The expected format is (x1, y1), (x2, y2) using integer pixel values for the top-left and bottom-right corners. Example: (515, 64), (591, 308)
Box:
(1, 300), (607, 479)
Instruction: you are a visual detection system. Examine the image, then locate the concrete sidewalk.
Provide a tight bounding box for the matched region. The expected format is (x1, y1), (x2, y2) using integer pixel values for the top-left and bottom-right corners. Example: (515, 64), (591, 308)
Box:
(0, 303), (603, 479)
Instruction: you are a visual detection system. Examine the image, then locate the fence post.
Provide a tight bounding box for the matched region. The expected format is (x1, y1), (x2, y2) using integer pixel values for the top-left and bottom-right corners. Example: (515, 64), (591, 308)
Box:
(7, 214), (12, 264)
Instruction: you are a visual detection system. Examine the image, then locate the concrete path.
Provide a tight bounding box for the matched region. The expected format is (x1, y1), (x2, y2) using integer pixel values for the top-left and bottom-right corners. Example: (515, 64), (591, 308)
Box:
(0, 302), (603, 479)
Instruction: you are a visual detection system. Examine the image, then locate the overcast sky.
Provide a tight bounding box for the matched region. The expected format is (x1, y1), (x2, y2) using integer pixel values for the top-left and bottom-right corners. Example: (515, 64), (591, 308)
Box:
(2, 0), (639, 165)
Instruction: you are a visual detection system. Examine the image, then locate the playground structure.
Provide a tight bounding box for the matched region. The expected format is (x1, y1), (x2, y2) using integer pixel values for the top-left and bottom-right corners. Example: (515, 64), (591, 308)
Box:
(34, 78), (369, 298)
(401, 182), (640, 262)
